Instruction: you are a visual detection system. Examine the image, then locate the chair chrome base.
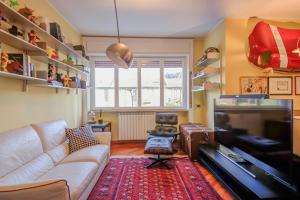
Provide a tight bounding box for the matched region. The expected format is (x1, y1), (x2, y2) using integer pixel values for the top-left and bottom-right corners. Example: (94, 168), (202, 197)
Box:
(146, 154), (171, 169)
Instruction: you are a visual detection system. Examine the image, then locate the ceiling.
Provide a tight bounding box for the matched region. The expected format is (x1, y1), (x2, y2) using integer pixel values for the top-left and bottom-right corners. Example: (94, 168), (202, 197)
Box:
(48, 0), (300, 38)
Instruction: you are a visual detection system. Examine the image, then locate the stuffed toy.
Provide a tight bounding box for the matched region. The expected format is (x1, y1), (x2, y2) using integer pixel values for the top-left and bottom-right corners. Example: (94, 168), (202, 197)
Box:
(0, 52), (11, 72)
(28, 30), (39, 45)
(9, 0), (19, 10)
(18, 7), (33, 19)
(47, 48), (58, 60)
(62, 74), (71, 87)
(18, 6), (39, 24)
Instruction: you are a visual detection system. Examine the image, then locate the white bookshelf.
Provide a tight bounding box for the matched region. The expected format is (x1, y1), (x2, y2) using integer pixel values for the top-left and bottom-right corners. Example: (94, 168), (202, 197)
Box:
(0, 1), (90, 92)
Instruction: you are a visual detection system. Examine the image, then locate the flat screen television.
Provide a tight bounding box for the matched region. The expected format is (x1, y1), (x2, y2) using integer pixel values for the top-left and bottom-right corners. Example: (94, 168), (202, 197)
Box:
(214, 98), (293, 185)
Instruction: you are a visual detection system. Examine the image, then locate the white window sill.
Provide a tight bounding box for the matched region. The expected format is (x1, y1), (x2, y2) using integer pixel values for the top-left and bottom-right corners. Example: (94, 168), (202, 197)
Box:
(92, 107), (190, 112)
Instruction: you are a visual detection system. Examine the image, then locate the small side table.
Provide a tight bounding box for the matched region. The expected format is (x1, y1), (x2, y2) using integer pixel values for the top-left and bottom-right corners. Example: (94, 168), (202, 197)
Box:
(87, 122), (111, 132)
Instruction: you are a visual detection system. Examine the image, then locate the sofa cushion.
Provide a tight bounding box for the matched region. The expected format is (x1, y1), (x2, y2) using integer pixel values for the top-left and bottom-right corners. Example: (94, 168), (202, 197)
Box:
(0, 126), (44, 178)
(31, 120), (67, 152)
(66, 126), (99, 153)
(38, 162), (98, 200)
(47, 141), (69, 165)
(0, 153), (54, 186)
(61, 145), (109, 165)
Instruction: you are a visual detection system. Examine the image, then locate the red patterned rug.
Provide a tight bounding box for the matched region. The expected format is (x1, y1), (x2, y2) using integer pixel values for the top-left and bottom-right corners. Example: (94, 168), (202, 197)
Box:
(88, 158), (222, 200)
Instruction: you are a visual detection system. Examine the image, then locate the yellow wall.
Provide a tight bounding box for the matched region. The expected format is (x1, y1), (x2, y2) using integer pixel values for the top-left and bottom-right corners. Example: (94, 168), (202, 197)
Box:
(225, 18), (300, 110)
(192, 38), (205, 124)
(193, 21), (225, 128)
(0, 0), (83, 132)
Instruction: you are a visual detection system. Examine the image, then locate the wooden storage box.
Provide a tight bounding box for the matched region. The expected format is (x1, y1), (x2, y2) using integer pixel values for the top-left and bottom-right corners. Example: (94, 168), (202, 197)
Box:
(180, 123), (215, 161)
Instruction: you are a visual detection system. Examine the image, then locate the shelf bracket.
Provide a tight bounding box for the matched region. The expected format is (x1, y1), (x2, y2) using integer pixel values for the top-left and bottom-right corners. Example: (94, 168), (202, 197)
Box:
(55, 88), (58, 94)
(67, 89), (70, 94)
(22, 80), (28, 92)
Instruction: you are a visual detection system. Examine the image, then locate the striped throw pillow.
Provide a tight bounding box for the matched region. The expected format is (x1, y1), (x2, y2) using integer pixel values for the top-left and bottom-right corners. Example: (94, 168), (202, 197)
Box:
(65, 126), (99, 153)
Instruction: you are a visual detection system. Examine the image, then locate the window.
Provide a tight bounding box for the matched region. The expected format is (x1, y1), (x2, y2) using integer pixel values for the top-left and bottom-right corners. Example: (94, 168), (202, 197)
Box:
(92, 56), (187, 110)
(94, 66), (115, 107)
(141, 60), (160, 107)
(119, 67), (138, 107)
(164, 67), (183, 107)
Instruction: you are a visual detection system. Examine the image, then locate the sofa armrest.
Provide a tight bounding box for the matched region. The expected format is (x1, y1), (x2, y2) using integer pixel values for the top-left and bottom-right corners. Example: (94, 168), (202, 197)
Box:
(0, 179), (70, 200)
(95, 131), (111, 148)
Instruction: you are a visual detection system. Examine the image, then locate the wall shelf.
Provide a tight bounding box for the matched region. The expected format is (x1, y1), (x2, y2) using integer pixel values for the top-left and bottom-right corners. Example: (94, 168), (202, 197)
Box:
(0, 1), (89, 64)
(0, 1), (90, 92)
(192, 67), (220, 79)
(0, 71), (47, 83)
(192, 49), (222, 94)
(34, 56), (88, 75)
(193, 52), (220, 67)
(0, 29), (88, 75)
(0, 29), (47, 55)
(192, 82), (220, 92)
(31, 83), (86, 90)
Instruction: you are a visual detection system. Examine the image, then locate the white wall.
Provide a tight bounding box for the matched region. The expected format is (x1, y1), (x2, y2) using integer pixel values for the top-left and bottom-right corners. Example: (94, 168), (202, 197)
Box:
(83, 37), (193, 54)
(82, 36), (194, 121)
(82, 37), (193, 72)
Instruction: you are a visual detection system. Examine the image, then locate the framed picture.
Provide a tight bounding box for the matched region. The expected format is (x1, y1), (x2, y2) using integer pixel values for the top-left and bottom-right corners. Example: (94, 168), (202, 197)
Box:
(268, 77), (293, 95)
(240, 76), (268, 94)
(295, 76), (300, 95)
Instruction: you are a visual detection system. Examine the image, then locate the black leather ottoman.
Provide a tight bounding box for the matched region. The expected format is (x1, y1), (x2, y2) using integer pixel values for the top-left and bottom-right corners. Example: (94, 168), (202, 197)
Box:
(144, 137), (174, 169)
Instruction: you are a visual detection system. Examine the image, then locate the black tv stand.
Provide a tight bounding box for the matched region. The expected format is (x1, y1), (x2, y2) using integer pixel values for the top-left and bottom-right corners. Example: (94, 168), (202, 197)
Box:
(217, 149), (256, 178)
(199, 144), (298, 200)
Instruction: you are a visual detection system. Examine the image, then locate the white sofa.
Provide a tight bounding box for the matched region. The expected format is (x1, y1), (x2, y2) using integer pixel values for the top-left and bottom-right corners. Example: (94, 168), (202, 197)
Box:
(0, 120), (111, 200)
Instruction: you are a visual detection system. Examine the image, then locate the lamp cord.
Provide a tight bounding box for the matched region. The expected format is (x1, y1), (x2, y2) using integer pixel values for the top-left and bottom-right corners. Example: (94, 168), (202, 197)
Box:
(113, 0), (120, 43)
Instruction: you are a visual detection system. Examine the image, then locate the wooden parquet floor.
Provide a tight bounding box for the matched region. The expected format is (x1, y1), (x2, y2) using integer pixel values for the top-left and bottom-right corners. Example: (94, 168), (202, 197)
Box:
(111, 142), (235, 200)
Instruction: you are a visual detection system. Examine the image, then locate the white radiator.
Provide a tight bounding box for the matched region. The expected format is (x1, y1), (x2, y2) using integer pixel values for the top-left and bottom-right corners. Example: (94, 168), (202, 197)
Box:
(118, 112), (156, 140)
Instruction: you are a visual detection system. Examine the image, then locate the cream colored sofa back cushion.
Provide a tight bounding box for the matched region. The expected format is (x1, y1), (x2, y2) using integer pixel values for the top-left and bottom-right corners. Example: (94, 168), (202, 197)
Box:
(32, 120), (69, 165)
(31, 120), (67, 152)
(0, 126), (44, 178)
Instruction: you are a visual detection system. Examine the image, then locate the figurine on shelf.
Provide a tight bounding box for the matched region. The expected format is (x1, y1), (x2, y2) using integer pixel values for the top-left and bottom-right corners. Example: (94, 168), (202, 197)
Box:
(47, 48), (58, 60)
(56, 73), (63, 83)
(48, 63), (57, 81)
(18, 6), (33, 19)
(9, 0), (19, 10)
(62, 55), (74, 66)
(28, 30), (40, 45)
(0, 15), (7, 22)
(0, 14), (10, 32)
(0, 52), (11, 72)
(18, 6), (39, 24)
(8, 25), (24, 38)
(62, 74), (71, 87)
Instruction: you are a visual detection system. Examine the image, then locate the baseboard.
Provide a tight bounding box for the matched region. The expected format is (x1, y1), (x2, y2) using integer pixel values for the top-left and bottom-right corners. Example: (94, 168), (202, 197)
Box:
(112, 140), (146, 144)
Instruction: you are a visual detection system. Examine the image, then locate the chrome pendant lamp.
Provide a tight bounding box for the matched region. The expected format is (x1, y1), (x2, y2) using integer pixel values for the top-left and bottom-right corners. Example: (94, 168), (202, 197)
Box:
(106, 0), (133, 68)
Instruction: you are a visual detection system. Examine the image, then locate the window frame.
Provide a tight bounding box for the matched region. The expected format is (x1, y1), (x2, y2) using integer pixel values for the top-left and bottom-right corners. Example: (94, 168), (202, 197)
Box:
(91, 54), (189, 111)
